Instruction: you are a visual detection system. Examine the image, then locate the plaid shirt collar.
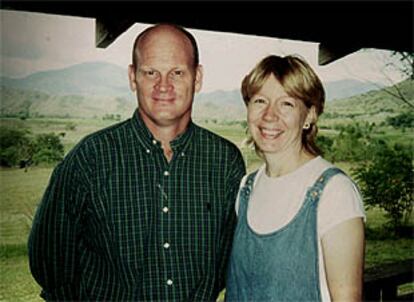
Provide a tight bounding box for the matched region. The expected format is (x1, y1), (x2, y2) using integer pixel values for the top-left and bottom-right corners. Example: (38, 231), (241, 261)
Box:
(131, 109), (195, 154)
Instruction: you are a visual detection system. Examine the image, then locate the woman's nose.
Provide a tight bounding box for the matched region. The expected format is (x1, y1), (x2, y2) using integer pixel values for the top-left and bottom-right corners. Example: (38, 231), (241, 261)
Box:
(262, 104), (279, 121)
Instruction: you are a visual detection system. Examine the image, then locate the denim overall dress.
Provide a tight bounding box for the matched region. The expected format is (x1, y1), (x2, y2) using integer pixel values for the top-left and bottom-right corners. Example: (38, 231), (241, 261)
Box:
(226, 167), (343, 302)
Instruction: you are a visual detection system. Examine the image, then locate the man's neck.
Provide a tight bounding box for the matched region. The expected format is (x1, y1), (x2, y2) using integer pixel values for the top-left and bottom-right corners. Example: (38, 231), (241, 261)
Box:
(139, 111), (191, 162)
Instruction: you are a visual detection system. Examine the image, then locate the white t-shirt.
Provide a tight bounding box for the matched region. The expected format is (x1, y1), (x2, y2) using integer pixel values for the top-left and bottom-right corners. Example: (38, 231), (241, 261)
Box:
(235, 156), (365, 302)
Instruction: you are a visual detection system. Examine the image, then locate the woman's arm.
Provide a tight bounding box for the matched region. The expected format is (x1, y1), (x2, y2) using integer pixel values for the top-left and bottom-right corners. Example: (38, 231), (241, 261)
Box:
(322, 217), (365, 301)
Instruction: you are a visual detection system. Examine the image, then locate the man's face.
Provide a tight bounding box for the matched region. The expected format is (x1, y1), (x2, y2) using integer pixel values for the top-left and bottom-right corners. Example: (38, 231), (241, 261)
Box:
(128, 27), (203, 130)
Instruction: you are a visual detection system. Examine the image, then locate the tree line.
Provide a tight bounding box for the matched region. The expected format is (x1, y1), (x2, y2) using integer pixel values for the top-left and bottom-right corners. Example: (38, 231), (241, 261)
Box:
(1, 121), (412, 233)
(0, 126), (64, 168)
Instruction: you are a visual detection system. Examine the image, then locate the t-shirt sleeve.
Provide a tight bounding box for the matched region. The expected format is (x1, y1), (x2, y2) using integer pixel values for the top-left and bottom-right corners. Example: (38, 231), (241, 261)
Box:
(318, 173), (366, 237)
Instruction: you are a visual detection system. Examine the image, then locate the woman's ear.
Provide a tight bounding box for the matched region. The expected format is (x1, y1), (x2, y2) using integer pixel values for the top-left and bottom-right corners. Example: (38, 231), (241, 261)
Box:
(304, 106), (317, 129)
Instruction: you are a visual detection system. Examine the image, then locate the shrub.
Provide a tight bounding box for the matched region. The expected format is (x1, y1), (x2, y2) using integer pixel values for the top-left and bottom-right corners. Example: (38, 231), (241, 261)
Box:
(32, 133), (65, 165)
(316, 135), (334, 158)
(329, 122), (374, 162)
(0, 126), (64, 167)
(352, 142), (413, 229)
(0, 126), (32, 167)
(386, 111), (414, 129)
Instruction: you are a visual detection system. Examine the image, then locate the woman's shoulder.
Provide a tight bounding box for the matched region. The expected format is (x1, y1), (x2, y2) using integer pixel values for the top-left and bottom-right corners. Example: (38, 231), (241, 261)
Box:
(317, 159), (366, 235)
(240, 165), (266, 188)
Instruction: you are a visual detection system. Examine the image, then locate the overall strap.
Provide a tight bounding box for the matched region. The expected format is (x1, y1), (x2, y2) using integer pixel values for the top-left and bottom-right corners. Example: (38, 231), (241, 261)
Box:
(242, 170), (259, 195)
(237, 170), (259, 215)
(306, 167), (344, 205)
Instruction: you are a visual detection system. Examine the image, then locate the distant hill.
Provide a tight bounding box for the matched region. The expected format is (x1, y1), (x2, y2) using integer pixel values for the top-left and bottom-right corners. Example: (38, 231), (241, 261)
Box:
(324, 79), (384, 101)
(323, 78), (413, 123)
(0, 86), (136, 119)
(193, 89), (246, 120)
(0, 61), (401, 120)
(1, 61), (131, 97)
(1, 61), (383, 99)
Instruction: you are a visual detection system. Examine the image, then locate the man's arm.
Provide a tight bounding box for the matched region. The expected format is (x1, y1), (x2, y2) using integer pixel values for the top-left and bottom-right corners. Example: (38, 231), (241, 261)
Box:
(322, 217), (365, 301)
(28, 157), (88, 301)
(216, 149), (246, 294)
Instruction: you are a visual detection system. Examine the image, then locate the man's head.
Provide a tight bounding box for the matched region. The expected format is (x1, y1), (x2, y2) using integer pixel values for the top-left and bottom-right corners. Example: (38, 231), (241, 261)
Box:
(128, 24), (203, 132)
(131, 23), (199, 70)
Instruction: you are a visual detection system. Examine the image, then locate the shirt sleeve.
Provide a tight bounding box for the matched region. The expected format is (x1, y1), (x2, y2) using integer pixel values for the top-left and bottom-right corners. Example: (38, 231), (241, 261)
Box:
(216, 148), (246, 294)
(318, 173), (366, 237)
(28, 152), (90, 300)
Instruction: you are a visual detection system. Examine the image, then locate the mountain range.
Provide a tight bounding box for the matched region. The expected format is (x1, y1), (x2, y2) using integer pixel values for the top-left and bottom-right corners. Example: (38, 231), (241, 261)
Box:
(0, 61), (387, 119)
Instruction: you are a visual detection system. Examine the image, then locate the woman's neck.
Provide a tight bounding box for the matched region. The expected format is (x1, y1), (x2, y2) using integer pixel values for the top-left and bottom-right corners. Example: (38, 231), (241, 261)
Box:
(264, 149), (316, 178)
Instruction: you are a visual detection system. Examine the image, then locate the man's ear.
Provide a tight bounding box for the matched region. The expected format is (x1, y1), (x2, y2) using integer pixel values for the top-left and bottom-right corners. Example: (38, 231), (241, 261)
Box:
(128, 64), (137, 92)
(194, 65), (203, 93)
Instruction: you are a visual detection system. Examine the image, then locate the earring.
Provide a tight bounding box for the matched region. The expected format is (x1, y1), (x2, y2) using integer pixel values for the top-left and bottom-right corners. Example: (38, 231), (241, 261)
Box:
(303, 122), (311, 130)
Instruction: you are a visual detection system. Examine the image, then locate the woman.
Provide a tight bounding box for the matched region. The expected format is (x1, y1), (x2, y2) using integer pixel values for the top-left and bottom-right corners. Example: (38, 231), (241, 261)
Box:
(226, 55), (365, 302)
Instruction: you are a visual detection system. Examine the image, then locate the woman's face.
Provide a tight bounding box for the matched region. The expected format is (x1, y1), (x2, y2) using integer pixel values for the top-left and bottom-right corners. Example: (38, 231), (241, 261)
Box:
(247, 74), (311, 156)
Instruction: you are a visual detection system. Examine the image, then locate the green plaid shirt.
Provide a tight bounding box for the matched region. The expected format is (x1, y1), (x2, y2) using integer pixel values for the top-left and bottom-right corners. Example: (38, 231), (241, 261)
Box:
(28, 110), (246, 301)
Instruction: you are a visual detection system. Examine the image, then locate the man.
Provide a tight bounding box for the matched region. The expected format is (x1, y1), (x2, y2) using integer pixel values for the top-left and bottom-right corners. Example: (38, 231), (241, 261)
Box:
(28, 23), (246, 301)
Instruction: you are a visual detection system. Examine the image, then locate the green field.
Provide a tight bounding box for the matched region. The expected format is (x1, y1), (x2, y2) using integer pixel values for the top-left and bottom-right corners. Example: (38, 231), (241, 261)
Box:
(1, 117), (413, 301)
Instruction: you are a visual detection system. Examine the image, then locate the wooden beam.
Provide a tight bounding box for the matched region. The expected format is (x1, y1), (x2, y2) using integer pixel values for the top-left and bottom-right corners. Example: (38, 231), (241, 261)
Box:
(95, 17), (135, 48)
(318, 43), (361, 65)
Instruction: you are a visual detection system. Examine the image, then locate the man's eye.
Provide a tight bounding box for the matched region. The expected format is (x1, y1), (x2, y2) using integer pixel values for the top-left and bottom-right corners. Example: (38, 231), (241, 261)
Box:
(141, 69), (157, 78)
(173, 70), (184, 76)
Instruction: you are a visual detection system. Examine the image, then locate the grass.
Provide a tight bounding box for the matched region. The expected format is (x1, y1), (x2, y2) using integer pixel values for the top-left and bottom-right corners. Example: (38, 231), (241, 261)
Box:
(0, 167), (52, 246)
(0, 244), (42, 302)
(365, 239), (413, 268)
(0, 167), (50, 301)
(0, 117), (413, 301)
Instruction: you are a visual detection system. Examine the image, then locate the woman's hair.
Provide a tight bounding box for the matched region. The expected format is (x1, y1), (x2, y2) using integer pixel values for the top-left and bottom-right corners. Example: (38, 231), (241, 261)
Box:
(241, 55), (325, 156)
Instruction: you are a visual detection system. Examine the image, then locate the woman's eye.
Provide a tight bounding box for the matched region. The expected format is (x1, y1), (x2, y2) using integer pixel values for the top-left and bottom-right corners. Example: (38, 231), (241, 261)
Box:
(253, 98), (266, 104)
(282, 101), (294, 107)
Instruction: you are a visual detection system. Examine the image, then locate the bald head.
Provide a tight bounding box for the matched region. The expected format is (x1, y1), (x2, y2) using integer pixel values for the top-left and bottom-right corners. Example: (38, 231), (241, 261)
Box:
(132, 24), (199, 70)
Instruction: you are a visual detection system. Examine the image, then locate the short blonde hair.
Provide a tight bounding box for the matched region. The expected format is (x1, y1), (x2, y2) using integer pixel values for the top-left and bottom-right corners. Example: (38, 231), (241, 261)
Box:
(242, 55), (325, 156)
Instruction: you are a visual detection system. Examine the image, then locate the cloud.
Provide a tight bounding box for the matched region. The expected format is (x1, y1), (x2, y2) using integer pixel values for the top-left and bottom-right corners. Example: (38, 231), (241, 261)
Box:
(1, 10), (43, 59)
(1, 9), (95, 75)
(193, 27), (318, 92)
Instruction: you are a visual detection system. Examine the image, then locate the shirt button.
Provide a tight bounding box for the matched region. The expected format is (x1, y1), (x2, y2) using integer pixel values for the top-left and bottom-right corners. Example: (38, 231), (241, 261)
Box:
(152, 139), (157, 145)
(163, 171), (170, 176)
(163, 242), (170, 249)
(146, 149), (150, 154)
(166, 279), (173, 286)
(181, 152), (185, 157)
(162, 207), (169, 213)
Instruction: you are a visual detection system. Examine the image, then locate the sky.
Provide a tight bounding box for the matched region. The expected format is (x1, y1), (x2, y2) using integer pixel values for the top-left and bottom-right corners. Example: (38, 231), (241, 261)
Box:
(0, 9), (406, 93)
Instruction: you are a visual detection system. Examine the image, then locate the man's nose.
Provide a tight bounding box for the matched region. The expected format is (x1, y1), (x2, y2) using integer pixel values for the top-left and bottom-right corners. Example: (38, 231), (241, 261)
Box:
(155, 76), (173, 93)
